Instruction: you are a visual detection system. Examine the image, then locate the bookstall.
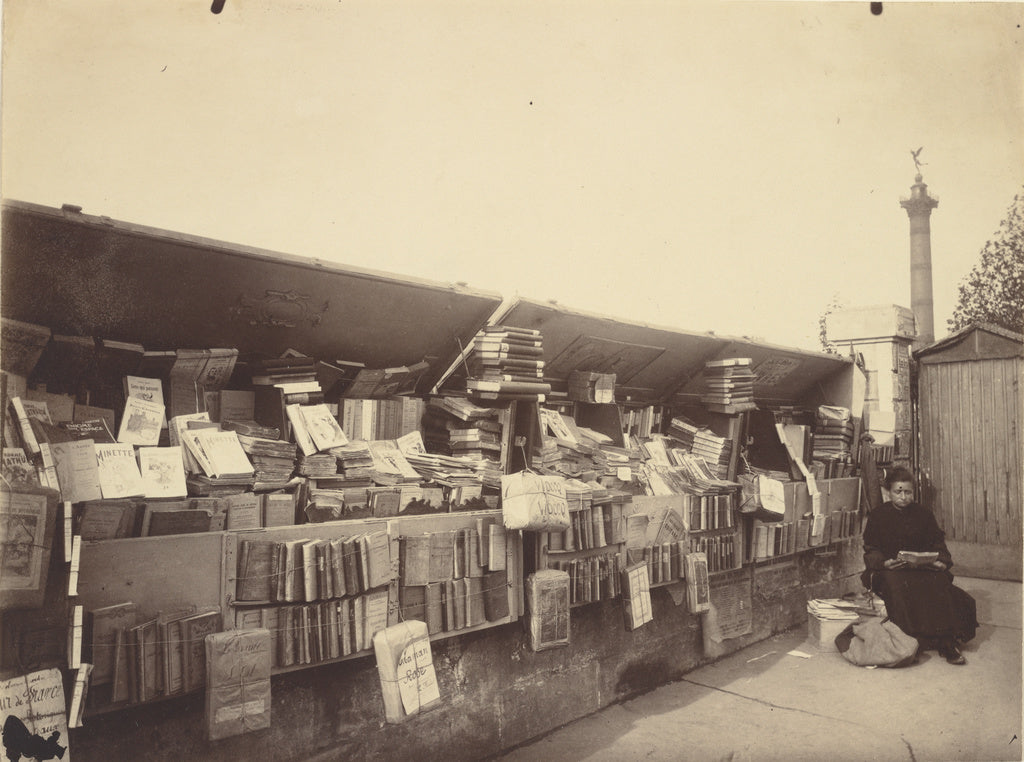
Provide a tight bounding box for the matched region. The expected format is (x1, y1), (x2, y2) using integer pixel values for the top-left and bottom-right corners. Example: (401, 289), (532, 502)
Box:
(2, 199), (866, 761)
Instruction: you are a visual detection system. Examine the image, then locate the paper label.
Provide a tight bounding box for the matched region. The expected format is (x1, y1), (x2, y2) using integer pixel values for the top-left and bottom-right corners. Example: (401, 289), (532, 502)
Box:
(397, 636), (440, 714)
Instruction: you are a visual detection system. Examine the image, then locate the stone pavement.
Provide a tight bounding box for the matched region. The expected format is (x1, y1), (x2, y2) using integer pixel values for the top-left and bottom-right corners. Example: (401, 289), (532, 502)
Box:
(493, 577), (1022, 762)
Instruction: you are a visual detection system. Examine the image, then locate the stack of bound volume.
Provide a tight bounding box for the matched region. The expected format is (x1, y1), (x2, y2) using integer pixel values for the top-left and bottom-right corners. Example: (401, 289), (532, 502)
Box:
(812, 405), (854, 460)
(701, 358), (756, 412)
(222, 420), (296, 488)
(465, 325), (550, 401)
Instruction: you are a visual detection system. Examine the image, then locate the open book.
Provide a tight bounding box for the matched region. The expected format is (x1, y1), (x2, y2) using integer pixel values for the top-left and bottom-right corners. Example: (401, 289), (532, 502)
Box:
(897, 550), (939, 567)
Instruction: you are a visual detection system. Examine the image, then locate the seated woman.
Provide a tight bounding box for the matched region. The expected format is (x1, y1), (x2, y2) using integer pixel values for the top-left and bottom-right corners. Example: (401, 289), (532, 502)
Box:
(861, 467), (978, 665)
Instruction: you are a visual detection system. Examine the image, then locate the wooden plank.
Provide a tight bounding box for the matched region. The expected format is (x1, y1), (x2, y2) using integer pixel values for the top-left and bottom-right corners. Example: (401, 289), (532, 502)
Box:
(78, 532), (225, 618)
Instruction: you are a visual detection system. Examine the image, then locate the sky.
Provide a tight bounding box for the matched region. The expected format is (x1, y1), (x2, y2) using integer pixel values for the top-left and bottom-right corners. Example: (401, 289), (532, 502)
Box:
(2, 0), (1021, 352)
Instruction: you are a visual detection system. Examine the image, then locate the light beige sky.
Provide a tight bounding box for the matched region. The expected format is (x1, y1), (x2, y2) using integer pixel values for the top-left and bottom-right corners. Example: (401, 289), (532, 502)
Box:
(2, 1), (1022, 350)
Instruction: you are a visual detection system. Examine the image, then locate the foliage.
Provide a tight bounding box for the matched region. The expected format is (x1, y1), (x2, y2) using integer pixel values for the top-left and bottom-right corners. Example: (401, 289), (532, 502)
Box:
(950, 189), (1024, 334)
(818, 294), (844, 354)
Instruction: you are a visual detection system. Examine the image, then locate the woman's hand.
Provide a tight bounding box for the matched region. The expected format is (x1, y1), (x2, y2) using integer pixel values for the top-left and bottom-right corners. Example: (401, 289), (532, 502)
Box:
(883, 558), (907, 570)
(931, 560), (947, 571)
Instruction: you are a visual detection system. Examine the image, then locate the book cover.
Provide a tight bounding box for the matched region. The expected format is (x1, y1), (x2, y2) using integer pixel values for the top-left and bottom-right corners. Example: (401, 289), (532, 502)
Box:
(525, 570), (570, 651)
(137, 446), (189, 499)
(237, 540), (276, 602)
(372, 620), (441, 724)
(298, 403), (349, 452)
(204, 628), (272, 740)
(141, 502), (214, 536)
(50, 438), (102, 505)
(94, 442), (146, 499)
(180, 610), (222, 694)
(621, 562), (653, 631)
(0, 487), (58, 610)
(357, 531), (389, 590)
(79, 498), (143, 540)
(898, 550), (939, 567)
(400, 534), (431, 587)
(424, 583), (444, 634)
(224, 491), (260, 530)
(285, 403), (318, 457)
(193, 430), (254, 478)
(0, 669), (68, 761)
(87, 601), (138, 686)
(117, 395), (165, 447)
(483, 570), (509, 621)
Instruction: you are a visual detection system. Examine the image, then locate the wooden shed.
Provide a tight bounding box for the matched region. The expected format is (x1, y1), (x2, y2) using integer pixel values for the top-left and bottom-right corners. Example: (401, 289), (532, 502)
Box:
(915, 322), (1023, 580)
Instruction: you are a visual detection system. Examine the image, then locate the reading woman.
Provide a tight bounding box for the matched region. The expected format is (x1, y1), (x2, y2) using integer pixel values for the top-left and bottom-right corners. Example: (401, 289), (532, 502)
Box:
(860, 467), (978, 665)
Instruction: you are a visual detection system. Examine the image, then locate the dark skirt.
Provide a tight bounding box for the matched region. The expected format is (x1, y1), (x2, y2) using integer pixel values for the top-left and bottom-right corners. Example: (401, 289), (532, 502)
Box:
(863, 568), (978, 643)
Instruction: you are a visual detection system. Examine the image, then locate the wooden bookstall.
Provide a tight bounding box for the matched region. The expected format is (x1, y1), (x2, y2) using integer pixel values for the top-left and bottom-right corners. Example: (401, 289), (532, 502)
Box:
(1, 200), (866, 749)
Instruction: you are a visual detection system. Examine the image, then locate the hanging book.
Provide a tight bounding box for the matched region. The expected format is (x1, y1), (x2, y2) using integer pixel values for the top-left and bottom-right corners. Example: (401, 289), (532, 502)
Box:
(0, 487), (58, 610)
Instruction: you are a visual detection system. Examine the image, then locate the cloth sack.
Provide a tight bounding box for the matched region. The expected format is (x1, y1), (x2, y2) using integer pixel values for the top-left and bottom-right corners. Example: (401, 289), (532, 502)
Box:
(834, 616), (918, 668)
(500, 471), (570, 531)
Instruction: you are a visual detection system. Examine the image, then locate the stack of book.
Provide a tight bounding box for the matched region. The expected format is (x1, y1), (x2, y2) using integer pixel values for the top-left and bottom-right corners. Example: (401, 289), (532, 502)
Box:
(422, 398), (505, 488)
(691, 428), (733, 479)
(464, 325), (550, 401)
(813, 405), (854, 467)
(248, 355), (319, 390)
(331, 441), (376, 487)
(222, 420), (296, 488)
(666, 417), (699, 449)
(701, 358), (757, 412)
(297, 452), (338, 478)
(567, 371), (615, 404)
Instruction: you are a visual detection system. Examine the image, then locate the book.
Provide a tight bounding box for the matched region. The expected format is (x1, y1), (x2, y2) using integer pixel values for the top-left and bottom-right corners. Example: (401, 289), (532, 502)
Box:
(262, 492), (295, 527)
(60, 417), (117, 443)
(205, 629), (272, 740)
(67, 663), (94, 729)
(364, 588), (390, 645)
(1, 447), (39, 489)
(9, 397), (51, 455)
(483, 570), (510, 621)
(224, 491), (260, 530)
(49, 438), (103, 504)
(400, 534), (432, 587)
(137, 446), (189, 498)
(141, 501), (214, 536)
(0, 669), (68, 760)
(94, 442), (146, 498)
(0, 318), (51, 377)
(525, 570), (570, 651)
(117, 395), (165, 446)
(79, 498), (143, 540)
(298, 403), (349, 451)
(361, 531), (392, 590)
(372, 620), (441, 724)
(0, 487), (58, 610)
(191, 430), (254, 478)
(897, 550), (939, 567)
(236, 540), (276, 602)
(130, 616), (160, 701)
(180, 609), (222, 693)
(621, 562), (653, 631)
(285, 403), (318, 457)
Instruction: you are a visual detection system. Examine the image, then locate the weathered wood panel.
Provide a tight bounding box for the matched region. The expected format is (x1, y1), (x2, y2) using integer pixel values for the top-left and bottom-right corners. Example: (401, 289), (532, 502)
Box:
(919, 357), (1022, 547)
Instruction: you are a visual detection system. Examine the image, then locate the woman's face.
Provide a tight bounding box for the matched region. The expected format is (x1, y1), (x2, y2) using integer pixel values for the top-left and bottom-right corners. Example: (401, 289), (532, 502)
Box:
(889, 481), (914, 509)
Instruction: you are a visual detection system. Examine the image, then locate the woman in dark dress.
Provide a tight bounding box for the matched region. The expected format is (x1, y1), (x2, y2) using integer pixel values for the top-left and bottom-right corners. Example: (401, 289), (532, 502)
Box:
(861, 467), (978, 664)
